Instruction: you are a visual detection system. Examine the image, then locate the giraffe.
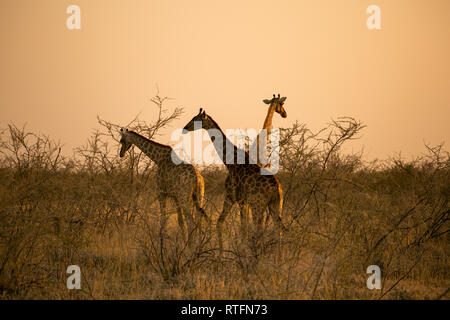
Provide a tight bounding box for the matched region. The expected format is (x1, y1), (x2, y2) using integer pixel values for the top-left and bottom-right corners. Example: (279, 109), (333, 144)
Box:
(119, 128), (207, 241)
(182, 109), (284, 259)
(251, 94), (287, 167)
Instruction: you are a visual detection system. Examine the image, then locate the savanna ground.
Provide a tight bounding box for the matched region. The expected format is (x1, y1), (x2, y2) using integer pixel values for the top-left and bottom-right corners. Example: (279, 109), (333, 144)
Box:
(0, 96), (448, 299)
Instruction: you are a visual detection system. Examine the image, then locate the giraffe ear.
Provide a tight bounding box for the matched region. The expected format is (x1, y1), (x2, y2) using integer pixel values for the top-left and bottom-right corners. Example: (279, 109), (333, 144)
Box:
(279, 97), (286, 103)
(263, 99), (272, 105)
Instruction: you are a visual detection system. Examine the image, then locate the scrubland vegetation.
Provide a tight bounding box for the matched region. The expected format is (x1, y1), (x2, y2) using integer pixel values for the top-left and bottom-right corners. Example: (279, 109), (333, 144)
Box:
(0, 97), (448, 299)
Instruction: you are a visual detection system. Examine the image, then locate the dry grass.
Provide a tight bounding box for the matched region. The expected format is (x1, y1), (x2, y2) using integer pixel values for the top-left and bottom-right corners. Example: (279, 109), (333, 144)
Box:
(0, 100), (448, 300)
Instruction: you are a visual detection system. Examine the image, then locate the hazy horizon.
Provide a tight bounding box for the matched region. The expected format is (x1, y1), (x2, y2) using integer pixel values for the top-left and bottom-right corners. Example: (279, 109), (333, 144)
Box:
(1, 0), (449, 161)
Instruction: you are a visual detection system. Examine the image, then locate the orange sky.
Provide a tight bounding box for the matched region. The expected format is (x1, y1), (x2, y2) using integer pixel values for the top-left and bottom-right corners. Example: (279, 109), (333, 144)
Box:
(1, 0), (449, 160)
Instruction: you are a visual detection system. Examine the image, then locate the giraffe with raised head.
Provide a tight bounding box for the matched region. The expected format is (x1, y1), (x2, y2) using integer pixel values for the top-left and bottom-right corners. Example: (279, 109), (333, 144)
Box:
(183, 109), (284, 258)
(252, 94), (287, 167)
(119, 128), (207, 241)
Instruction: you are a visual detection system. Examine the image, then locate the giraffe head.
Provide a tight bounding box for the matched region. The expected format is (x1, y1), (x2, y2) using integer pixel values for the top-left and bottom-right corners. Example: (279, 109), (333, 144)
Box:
(119, 128), (133, 157)
(263, 94), (287, 118)
(183, 108), (216, 133)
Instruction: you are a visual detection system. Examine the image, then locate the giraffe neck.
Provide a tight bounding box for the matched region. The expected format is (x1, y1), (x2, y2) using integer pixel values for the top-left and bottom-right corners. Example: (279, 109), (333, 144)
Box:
(253, 104), (276, 166)
(262, 104), (276, 134)
(206, 117), (251, 169)
(127, 131), (171, 165)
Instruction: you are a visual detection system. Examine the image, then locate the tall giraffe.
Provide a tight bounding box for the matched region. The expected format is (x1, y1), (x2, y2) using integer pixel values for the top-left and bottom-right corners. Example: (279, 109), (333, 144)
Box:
(183, 109), (284, 258)
(119, 128), (207, 240)
(251, 94), (287, 167)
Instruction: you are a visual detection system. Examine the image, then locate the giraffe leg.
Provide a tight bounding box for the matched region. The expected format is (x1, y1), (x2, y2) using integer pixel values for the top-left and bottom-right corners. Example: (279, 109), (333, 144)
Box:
(239, 203), (249, 241)
(217, 195), (234, 259)
(175, 198), (195, 244)
(158, 196), (168, 238)
(193, 191), (208, 233)
(158, 196), (169, 265)
(249, 205), (265, 258)
(185, 207), (196, 244)
(268, 199), (284, 260)
(173, 200), (187, 242)
(264, 208), (271, 228)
